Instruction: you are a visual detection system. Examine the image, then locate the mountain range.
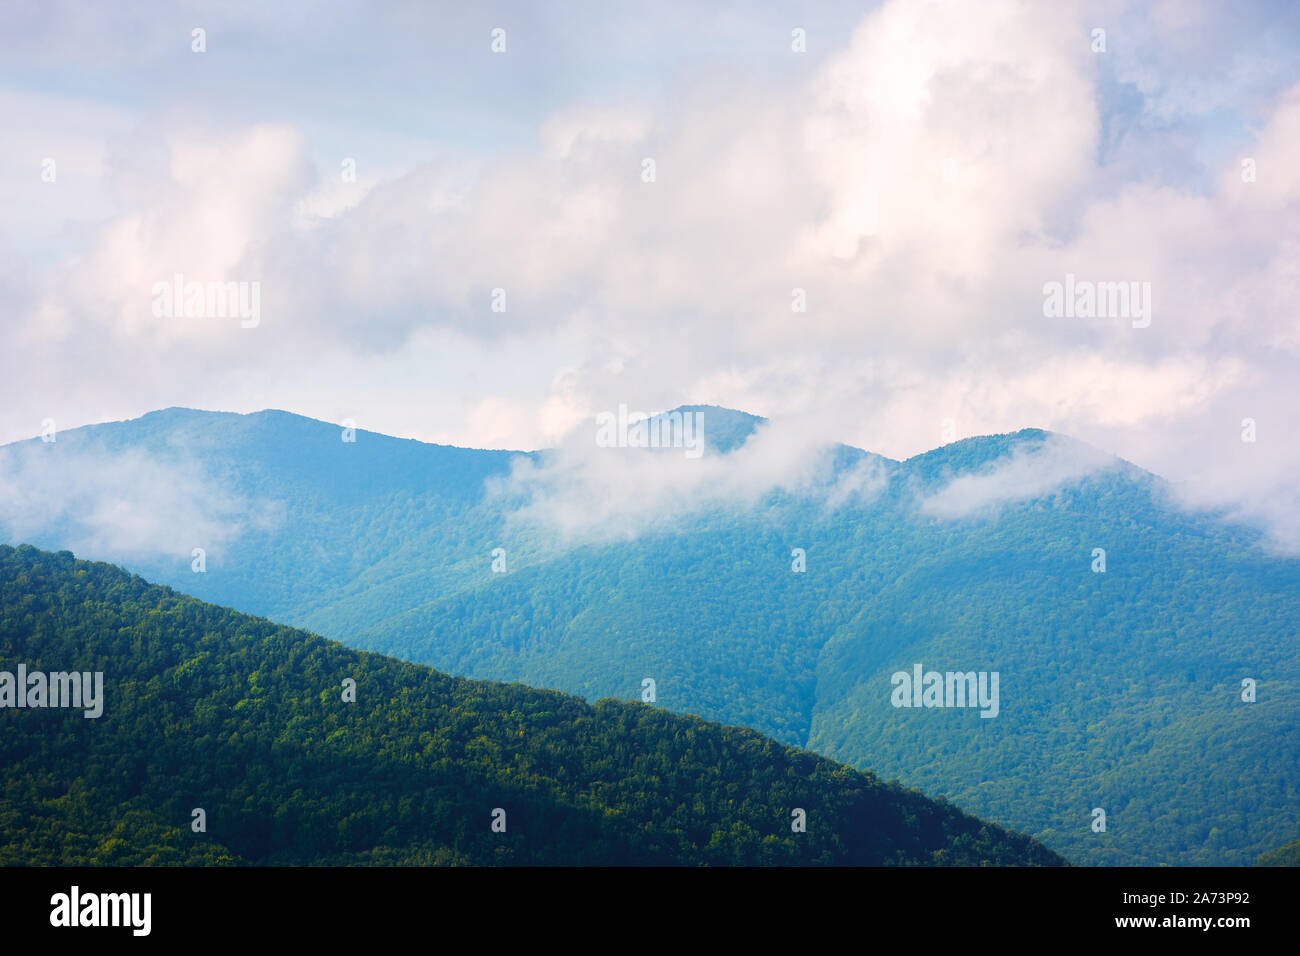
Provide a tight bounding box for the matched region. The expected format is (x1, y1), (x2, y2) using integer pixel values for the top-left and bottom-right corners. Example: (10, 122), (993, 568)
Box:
(1, 405), (1296, 865)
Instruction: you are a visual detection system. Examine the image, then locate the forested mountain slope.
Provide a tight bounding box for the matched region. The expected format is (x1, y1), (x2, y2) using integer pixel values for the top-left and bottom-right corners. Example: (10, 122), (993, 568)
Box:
(0, 544), (1062, 866)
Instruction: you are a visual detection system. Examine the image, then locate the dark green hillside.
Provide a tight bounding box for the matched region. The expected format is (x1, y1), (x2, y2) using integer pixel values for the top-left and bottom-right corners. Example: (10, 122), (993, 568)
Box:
(1256, 838), (1300, 866)
(0, 544), (1062, 866)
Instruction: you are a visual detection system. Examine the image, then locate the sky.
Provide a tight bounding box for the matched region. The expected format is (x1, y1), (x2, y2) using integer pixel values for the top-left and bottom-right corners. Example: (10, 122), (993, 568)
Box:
(2, 0), (1299, 548)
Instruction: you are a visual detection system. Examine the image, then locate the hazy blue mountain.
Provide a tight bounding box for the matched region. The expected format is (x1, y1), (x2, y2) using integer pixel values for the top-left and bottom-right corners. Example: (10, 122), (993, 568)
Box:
(1, 406), (1296, 866)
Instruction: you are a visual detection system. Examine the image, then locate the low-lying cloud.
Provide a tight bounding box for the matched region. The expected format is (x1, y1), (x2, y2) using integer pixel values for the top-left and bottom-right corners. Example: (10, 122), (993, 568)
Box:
(919, 434), (1120, 519)
(490, 411), (888, 541)
(0, 438), (279, 563)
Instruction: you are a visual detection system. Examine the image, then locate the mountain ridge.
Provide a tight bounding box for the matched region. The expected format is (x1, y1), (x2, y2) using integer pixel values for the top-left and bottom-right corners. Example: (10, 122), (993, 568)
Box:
(12, 404), (1111, 469)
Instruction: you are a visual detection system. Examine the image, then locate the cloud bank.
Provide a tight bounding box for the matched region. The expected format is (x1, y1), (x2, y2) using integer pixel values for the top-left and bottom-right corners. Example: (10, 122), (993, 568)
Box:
(2, 0), (1298, 546)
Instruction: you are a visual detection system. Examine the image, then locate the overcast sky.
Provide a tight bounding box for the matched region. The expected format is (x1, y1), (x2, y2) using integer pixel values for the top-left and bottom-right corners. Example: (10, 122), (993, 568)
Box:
(2, 0), (1298, 547)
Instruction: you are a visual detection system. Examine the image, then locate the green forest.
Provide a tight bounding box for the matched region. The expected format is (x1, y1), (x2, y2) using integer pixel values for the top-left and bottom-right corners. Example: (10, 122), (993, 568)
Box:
(0, 544), (1063, 866)
(1257, 838), (1300, 866)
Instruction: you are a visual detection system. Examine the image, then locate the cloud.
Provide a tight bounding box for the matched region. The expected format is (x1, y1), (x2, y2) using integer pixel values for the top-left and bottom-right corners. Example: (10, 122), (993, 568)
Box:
(1, 0), (1298, 547)
(0, 437), (280, 562)
(919, 434), (1120, 519)
(489, 410), (876, 541)
(823, 456), (892, 513)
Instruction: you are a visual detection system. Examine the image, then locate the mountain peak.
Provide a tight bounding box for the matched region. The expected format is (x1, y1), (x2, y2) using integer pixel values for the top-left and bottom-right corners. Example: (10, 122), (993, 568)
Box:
(649, 405), (766, 454)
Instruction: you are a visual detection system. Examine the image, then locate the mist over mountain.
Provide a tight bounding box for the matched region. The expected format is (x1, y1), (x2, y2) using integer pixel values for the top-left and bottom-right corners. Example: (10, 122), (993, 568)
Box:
(1, 405), (1296, 866)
